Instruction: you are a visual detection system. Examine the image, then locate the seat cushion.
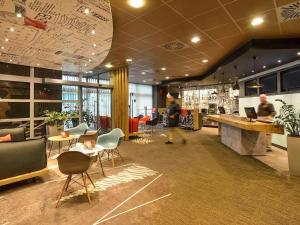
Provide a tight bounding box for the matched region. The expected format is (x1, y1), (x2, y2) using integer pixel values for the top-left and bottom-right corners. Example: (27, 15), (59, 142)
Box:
(0, 134), (12, 142)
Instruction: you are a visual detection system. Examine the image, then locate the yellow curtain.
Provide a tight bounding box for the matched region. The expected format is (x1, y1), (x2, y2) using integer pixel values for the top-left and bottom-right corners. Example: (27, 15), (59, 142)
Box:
(110, 66), (129, 140)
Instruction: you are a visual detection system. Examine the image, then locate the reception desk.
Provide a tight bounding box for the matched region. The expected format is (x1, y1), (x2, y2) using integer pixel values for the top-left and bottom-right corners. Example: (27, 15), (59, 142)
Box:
(207, 115), (284, 155)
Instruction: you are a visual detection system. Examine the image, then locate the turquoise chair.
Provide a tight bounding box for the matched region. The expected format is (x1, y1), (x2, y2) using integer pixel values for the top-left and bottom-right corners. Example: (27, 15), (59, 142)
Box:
(66, 123), (89, 138)
(97, 128), (125, 167)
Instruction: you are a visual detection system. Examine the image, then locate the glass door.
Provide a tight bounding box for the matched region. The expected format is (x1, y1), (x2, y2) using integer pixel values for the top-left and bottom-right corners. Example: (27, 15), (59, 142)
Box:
(82, 87), (98, 129)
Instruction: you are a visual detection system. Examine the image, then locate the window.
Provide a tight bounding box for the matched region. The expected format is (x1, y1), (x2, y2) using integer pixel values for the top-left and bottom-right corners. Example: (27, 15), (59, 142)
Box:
(281, 66), (300, 92)
(259, 73), (277, 94)
(0, 102), (30, 119)
(245, 79), (258, 96)
(129, 84), (153, 117)
(0, 80), (30, 99)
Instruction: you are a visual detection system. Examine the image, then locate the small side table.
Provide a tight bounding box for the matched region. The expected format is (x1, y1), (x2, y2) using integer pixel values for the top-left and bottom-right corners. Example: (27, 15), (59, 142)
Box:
(48, 135), (75, 158)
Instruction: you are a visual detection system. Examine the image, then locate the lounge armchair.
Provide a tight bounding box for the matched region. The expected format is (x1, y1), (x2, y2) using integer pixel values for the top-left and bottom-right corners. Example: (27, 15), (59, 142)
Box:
(97, 128), (125, 167)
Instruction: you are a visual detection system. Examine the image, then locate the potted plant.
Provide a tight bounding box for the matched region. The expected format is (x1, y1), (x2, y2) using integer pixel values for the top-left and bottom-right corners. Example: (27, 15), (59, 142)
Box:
(44, 110), (77, 136)
(275, 99), (300, 176)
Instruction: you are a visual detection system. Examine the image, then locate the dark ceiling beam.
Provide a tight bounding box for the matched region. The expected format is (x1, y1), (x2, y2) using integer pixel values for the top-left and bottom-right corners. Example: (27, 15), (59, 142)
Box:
(162, 38), (300, 85)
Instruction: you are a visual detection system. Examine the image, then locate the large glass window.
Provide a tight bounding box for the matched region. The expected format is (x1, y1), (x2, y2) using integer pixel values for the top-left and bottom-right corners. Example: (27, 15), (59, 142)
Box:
(129, 84), (153, 117)
(0, 102), (30, 119)
(259, 73), (277, 94)
(281, 66), (300, 92)
(0, 80), (30, 99)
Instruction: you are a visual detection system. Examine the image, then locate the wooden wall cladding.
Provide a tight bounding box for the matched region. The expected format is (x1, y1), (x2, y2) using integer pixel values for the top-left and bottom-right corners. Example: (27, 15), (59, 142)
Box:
(111, 67), (129, 140)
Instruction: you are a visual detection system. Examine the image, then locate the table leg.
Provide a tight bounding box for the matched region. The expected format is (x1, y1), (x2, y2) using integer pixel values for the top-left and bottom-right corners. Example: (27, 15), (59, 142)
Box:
(98, 152), (106, 177)
(48, 141), (53, 158)
(58, 142), (62, 154)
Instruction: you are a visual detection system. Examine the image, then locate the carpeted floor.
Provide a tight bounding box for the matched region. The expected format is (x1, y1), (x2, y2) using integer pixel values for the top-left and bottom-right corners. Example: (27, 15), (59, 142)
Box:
(1, 127), (300, 225)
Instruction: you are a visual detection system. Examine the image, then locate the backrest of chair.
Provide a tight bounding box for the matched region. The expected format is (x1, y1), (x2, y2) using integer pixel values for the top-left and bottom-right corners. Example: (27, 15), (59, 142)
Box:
(97, 128), (124, 147)
(111, 128), (125, 146)
(57, 151), (91, 175)
(68, 123), (89, 135)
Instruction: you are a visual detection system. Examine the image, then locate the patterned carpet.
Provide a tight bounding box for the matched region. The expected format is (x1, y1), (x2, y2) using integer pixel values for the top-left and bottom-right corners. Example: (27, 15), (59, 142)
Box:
(1, 127), (300, 225)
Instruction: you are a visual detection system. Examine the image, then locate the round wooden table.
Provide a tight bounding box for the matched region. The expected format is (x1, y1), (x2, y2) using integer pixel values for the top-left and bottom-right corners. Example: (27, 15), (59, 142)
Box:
(48, 135), (75, 158)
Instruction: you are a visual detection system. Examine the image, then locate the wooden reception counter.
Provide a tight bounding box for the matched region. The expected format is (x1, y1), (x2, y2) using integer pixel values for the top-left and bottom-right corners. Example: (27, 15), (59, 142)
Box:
(207, 115), (284, 155)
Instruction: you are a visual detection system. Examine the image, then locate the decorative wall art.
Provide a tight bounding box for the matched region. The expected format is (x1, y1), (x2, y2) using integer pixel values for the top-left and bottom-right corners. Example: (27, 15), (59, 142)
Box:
(0, 0), (113, 72)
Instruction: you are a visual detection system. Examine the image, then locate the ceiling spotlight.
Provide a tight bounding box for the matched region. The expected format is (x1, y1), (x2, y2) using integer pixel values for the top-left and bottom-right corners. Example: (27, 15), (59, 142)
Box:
(155, 82), (160, 85)
(161, 67), (167, 71)
(4, 38), (8, 42)
(92, 52), (95, 55)
(251, 17), (264, 26)
(37, 63), (40, 66)
(84, 8), (90, 14)
(251, 70), (255, 73)
(277, 59), (282, 63)
(93, 43), (97, 47)
(88, 59), (92, 62)
(126, 58), (133, 62)
(1, 46), (4, 50)
(185, 74), (189, 77)
(297, 52), (300, 56)
(128, 0), (144, 8)
(105, 63), (113, 68)
(9, 59), (12, 62)
(143, 80), (146, 83)
(141, 71), (146, 75)
(202, 59), (208, 63)
(263, 65), (266, 69)
(91, 29), (96, 35)
(165, 76), (170, 79)
(84, 63), (87, 67)
(10, 27), (14, 32)
(16, 12), (22, 18)
(191, 36), (200, 43)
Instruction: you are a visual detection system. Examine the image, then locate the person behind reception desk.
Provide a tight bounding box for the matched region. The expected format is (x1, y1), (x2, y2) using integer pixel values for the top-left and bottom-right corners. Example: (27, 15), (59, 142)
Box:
(257, 94), (276, 151)
(165, 95), (187, 145)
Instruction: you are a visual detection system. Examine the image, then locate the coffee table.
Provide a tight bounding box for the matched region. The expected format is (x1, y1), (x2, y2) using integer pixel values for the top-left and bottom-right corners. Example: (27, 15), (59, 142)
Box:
(48, 135), (75, 158)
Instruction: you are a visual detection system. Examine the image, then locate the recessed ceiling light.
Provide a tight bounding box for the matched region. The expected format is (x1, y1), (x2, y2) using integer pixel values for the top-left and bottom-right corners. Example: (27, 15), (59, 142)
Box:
(9, 59), (12, 62)
(1, 46), (4, 50)
(126, 58), (133, 62)
(88, 59), (92, 62)
(92, 52), (95, 55)
(105, 63), (113, 68)
(84, 8), (90, 14)
(191, 36), (200, 44)
(4, 38), (8, 42)
(37, 63), (40, 66)
(93, 43), (97, 47)
(128, 0), (144, 8)
(251, 70), (255, 73)
(9, 27), (14, 32)
(185, 74), (189, 77)
(161, 67), (167, 71)
(263, 65), (266, 69)
(143, 80), (146, 83)
(84, 63), (87, 67)
(16, 12), (22, 18)
(297, 52), (300, 56)
(202, 59), (208, 63)
(251, 17), (264, 26)
(277, 59), (282, 63)
(165, 76), (170, 79)
(141, 71), (146, 75)
(155, 82), (160, 85)
(91, 29), (96, 35)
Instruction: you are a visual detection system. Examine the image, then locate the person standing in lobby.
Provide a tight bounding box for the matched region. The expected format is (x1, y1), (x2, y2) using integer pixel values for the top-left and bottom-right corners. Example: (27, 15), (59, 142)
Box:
(165, 95), (187, 144)
(257, 94), (276, 151)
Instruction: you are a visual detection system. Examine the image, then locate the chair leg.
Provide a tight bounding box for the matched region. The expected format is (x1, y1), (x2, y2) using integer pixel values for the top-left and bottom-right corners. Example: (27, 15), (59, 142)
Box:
(65, 175), (72, 191)
(82, 173), (91, 204)
(111, 151), (115, 168)
(85, 172), (95, 188)
(48, 141), (53, 158)
(116, 148), (124, 162)
(56, 175), (71, 208)
(98, 152), (106, 177)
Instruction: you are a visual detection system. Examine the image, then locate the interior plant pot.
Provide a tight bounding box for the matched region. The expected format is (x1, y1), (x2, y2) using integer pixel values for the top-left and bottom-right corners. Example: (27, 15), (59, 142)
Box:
(287, 135), (300, 176)
(47, 125), (62, 137)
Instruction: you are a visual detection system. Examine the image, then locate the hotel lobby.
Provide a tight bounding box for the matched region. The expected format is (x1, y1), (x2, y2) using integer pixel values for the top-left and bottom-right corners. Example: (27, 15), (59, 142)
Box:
(1, 0), (300, 224)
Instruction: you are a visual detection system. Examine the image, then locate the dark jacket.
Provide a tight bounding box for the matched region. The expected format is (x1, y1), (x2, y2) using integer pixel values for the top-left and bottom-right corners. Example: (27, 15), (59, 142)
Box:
(168, 101), (180, 127)
(257, 102), (276, 117)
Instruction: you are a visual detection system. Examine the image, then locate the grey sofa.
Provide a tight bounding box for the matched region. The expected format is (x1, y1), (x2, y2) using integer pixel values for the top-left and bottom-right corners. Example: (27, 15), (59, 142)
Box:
(0, 128), (48, 186)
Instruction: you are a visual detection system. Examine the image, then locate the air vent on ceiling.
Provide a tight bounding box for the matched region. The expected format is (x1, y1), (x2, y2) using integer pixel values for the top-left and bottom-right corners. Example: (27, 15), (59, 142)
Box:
(277, 1), (300, 22)
(162, 40), (188, 51)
